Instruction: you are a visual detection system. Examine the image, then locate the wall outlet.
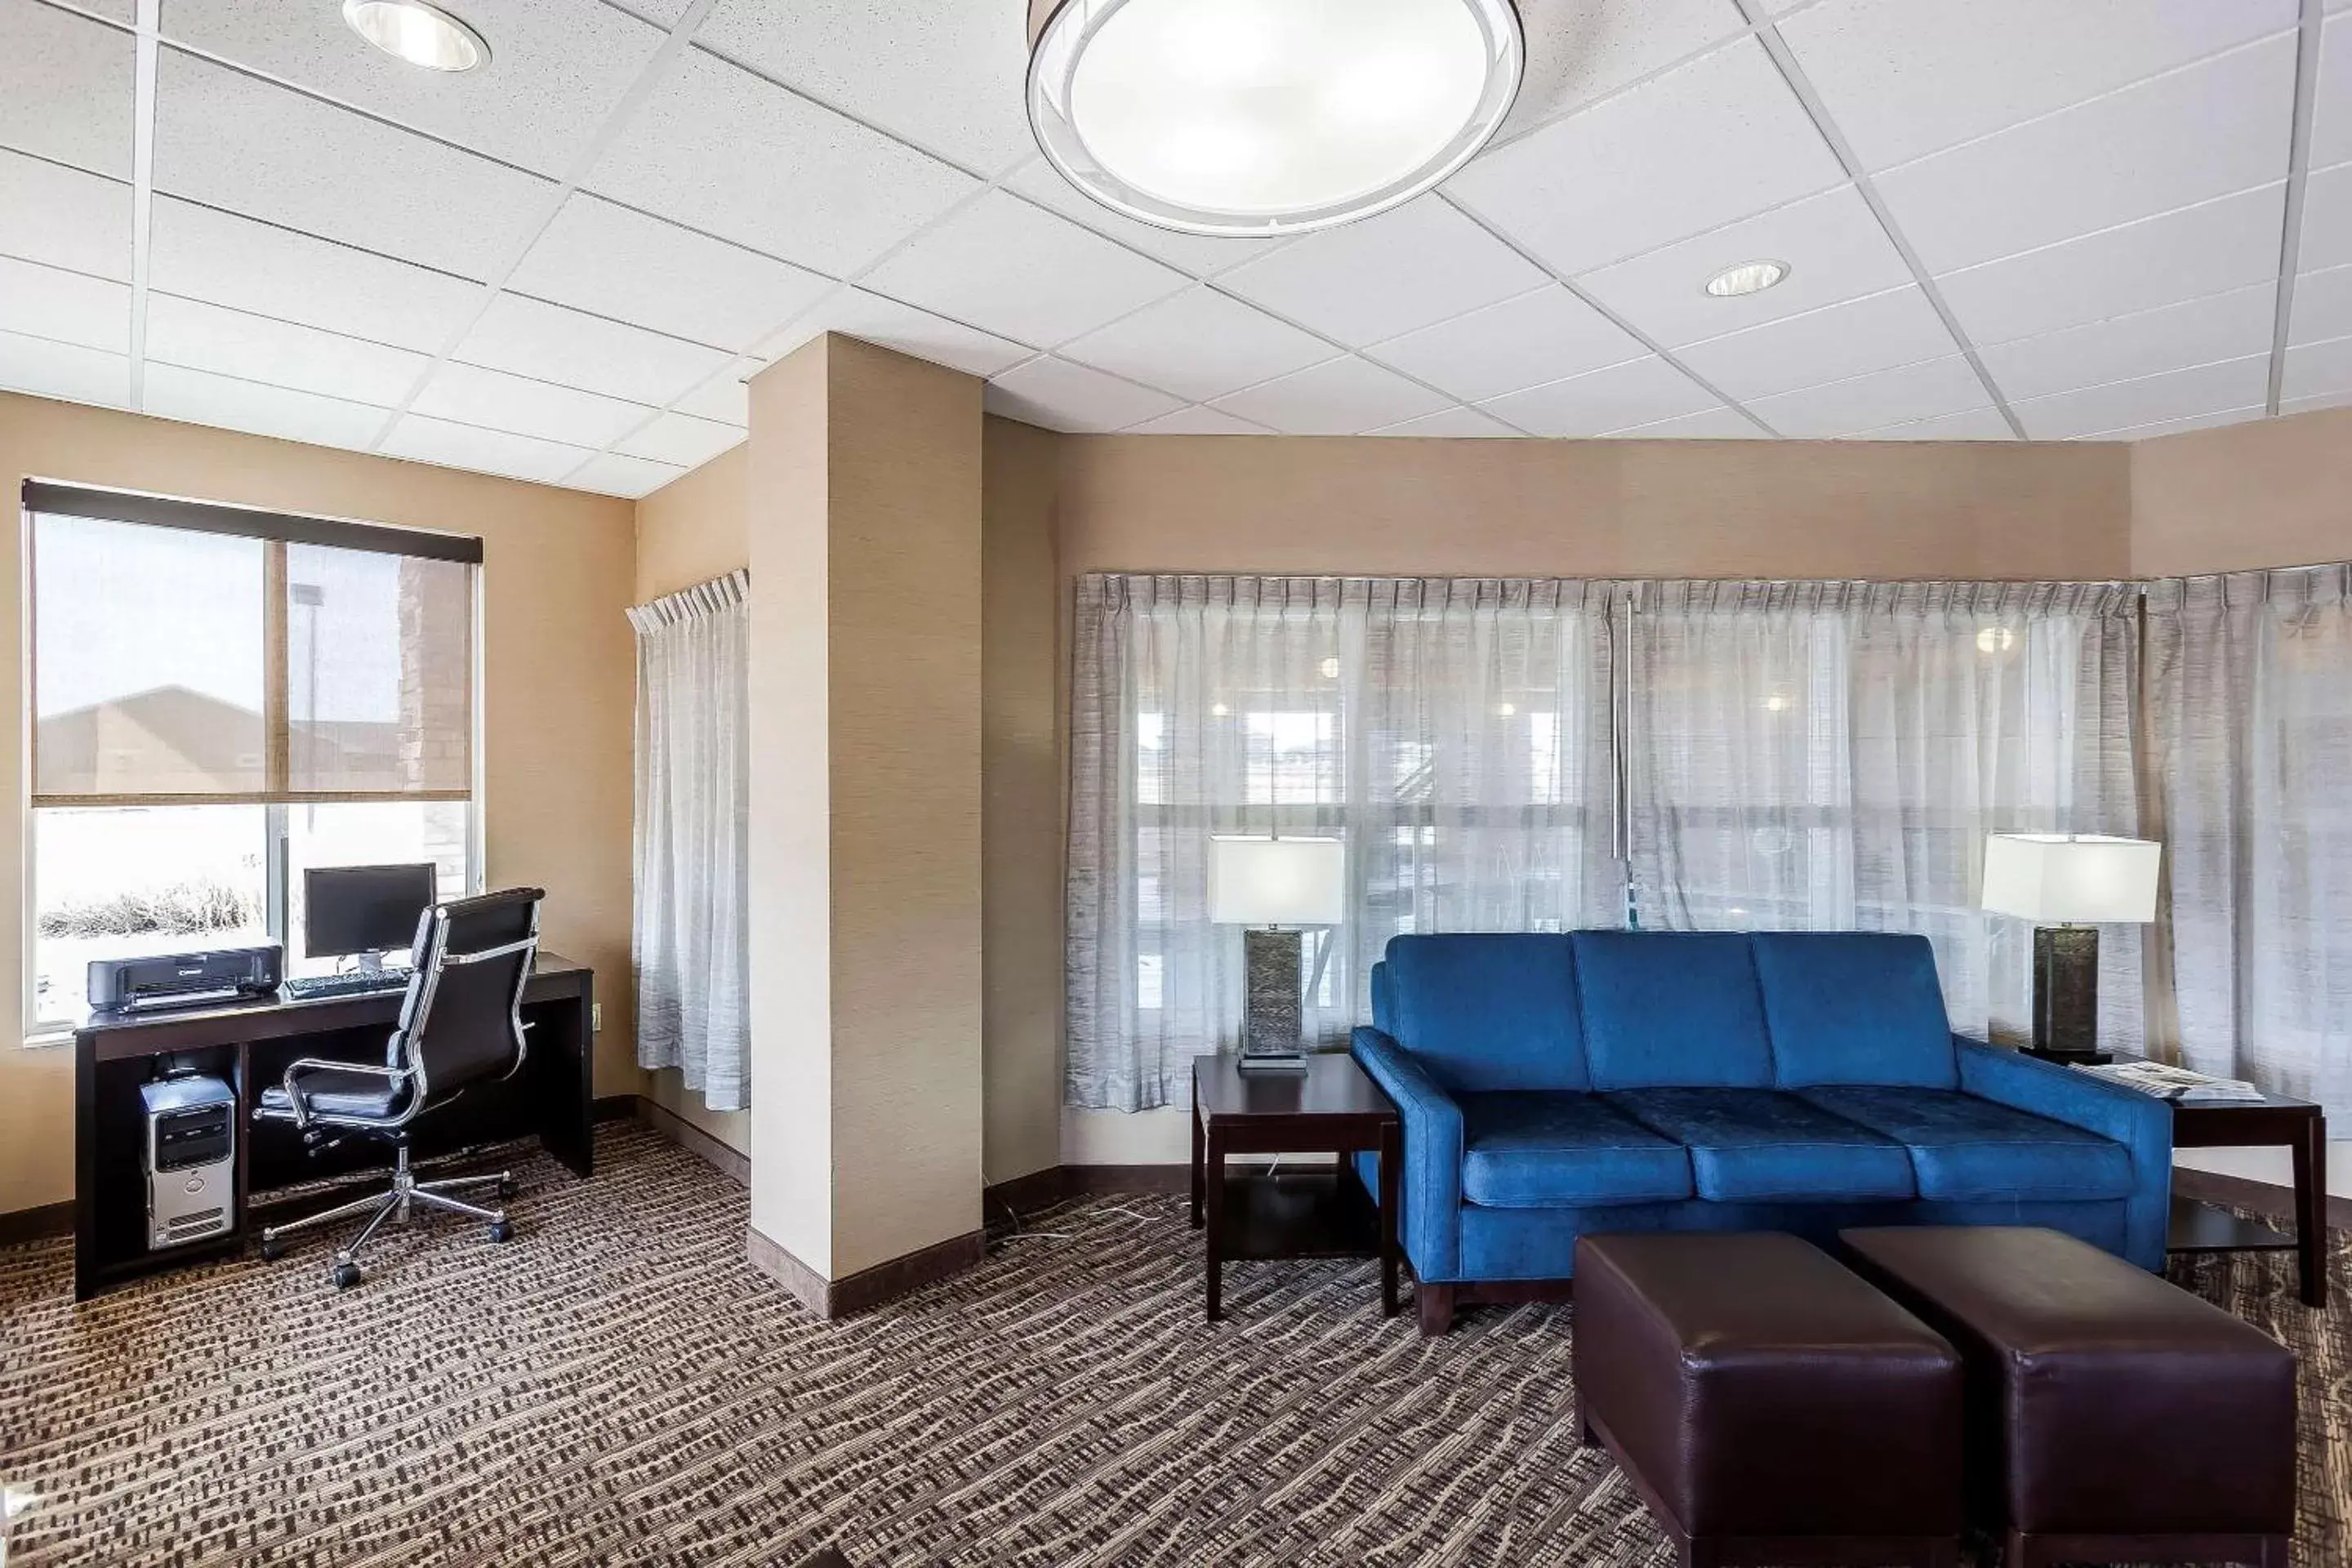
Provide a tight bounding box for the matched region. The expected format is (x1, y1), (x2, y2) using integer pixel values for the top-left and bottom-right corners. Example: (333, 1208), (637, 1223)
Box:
(591, 1002), (603, 1033)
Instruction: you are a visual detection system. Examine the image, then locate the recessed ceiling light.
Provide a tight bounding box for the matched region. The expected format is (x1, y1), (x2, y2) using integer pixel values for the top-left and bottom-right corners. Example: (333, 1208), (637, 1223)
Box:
(1027, 0), (1526, 238)
(1704, 260), (1790, 298)
(342, 0), (488, 72)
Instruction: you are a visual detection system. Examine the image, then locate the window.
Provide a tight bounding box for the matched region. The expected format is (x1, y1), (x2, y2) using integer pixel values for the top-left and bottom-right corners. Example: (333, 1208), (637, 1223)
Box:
(24, 484), (481, 1032)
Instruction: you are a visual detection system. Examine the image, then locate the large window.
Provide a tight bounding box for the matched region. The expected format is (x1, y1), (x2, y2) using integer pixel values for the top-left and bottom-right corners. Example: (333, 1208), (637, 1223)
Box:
(24, 484), (480, 1032)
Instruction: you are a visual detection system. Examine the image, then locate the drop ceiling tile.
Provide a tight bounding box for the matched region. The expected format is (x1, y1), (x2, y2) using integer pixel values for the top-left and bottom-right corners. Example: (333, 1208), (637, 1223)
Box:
(2011, 354), (2270, 439)
(1125, 406), (1272, 436)
(1605, 405), (1765, 438)
(1677, 286), (1961, 402)
(567, 452), (686, 498)
(1211, 355), (1451, 435)
(1851, 405), (2015, 441)
(2081, 404), (2265, 441)
(1000, 162), (1287, 278)
(1479, 355), (1716, 437)
(2298, 160), (2352, 273)
(2314, 14), (2352, 167)
(616, 410), (745, 467)
(0, 255), (127, 352)
(756, 287), (1031, 378)
(983, 357), (1183, 433)
(1978, 283), (2277, 402)
(0, 325), (127, 407)
(161, 0), (667, 178)
(1503, 0), (1748, 138)
(1218, 198), (1548, 348)
(697, 0), (1035, 176)
(1873, 36), (2296, 275)
(455, 293), (728, 405)
(1575, 185), (1914, 347)
(1368, 286), (1642, 403)
(1780, 0), (2297, 172)
(380, 413), (596, 486)
(1060, 287), (1334, 403)
(1449, 39), (1845, 276)
(673, 362), (755, 425)
(153, 51), (555, 282)
(2292, 264), (2352, 346)
(51, 0), (131, 20)
(1368, 405), (1524, 438)
(140, 362), (389, 450)
(411, 361), (653, 449)
(506, 194), (834, 353)
(1747, 354), (1988, 437)
(586, 48), (979, 278)
(0, 148), (130, 279)
(148, 197), (485, 354)
(860, 191), (1187, 349)
(2284, 332), (2352, 403)
(145, 293), (428, 404)
(0, 0), (132, 177)
(1935, 183), (2287, 345)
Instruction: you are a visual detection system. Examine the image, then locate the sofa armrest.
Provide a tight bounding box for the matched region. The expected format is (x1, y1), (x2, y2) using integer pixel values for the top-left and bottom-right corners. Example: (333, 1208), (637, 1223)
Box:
(1352, 1026), (1464, 1281)
(1956, 1036), (2174, 1271)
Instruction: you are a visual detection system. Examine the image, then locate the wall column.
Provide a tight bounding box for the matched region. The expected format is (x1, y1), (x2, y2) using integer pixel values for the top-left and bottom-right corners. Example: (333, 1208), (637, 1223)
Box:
(744, 333), (986, 1314)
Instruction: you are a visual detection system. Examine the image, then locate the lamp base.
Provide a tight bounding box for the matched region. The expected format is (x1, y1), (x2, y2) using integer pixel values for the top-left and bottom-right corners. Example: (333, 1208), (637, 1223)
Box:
(1236, 1050), (1310, 1075)
(1241, 927), (1304, 1062)
(2029, 924), (2101, 1060)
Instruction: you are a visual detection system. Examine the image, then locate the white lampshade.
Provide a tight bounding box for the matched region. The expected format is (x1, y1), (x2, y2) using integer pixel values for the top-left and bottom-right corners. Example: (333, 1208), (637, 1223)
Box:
(1980, 834), (2161, 925)
(1209, 835), (1344, 926)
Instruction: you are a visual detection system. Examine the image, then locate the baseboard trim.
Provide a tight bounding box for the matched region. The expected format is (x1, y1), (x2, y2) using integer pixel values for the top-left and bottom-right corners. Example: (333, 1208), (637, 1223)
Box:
(1067, 1163), (1189, 1195)
(746, 1224), (987, 1319)
(0, 1199), (72, 1246)
(983, 1165), (1068, 1216)
(591, 1094), (637, 1123)
(634, 1094), (750, 1186)
(2175, 1166), (2352, 1230)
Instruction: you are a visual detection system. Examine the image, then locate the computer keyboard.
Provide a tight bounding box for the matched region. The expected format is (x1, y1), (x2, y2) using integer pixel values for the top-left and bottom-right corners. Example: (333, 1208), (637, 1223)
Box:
(282, 970), (412, 1000)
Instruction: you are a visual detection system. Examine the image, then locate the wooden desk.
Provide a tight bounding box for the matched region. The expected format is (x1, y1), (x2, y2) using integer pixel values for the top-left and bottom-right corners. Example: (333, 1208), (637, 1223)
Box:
(74, 955), (593, 1299)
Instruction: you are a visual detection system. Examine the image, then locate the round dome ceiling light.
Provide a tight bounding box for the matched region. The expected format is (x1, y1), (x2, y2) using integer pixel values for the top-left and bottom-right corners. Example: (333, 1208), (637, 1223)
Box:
(1704, 259), (1791, 298)
(342, 0), (489, 72)
(1026, 0), (1525, 238)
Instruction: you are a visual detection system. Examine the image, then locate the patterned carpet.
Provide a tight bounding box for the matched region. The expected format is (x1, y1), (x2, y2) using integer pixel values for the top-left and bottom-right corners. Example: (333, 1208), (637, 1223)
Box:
(2, 1124), (2347, 1567)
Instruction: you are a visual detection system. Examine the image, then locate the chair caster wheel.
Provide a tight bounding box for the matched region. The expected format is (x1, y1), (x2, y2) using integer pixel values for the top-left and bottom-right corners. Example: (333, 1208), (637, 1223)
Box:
(258, 1236), (283, 1262)
(497, 1178), (517, 1200)
(488, 1219), (514, 1244)
(332, 1261), (362, 1290)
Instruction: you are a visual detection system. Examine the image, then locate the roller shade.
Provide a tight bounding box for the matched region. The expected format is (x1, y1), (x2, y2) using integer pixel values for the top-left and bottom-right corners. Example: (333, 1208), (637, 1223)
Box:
(27, 483), (478, 806)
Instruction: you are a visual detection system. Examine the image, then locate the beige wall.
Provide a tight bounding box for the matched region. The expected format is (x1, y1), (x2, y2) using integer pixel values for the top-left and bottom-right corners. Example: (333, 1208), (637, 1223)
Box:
(2129, 406), (2352, 577)
(0, 391), (639, 1216)
(635, 440), (754, 1158)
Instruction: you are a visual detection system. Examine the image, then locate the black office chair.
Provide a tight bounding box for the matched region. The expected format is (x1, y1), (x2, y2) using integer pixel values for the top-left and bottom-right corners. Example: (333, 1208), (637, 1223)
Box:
(252, 887), (546, 1290)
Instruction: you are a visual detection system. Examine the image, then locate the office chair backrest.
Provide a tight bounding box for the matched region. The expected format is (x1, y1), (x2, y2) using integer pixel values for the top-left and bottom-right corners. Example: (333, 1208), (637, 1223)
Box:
(394, 887), (545, 1101)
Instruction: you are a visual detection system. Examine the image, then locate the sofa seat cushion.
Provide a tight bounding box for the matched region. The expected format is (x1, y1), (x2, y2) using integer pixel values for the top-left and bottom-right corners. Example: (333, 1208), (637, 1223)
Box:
(1606, 1088), (1917, 1203)
(1797, 1085), (2134, 1202)
(1459, 1092), (1695, 1208)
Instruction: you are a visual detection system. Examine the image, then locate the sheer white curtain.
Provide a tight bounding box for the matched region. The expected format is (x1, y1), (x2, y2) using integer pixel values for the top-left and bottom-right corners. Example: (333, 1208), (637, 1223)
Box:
(2147, 568), (2352, 1114)
(1067, 574), (1621, 1111)
(1624, 580), (2143, 1043)
(629, 570), (749, 1111)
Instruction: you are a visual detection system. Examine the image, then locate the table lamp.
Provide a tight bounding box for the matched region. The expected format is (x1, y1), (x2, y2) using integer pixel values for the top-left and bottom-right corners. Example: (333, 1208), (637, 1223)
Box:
(1980, 832), (2161, 1064)
(1209, 835), (1344, 1073)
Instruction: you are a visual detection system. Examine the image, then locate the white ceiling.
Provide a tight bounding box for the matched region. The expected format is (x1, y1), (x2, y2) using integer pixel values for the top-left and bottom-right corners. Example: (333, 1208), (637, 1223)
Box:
(0, 0), (2345, 498)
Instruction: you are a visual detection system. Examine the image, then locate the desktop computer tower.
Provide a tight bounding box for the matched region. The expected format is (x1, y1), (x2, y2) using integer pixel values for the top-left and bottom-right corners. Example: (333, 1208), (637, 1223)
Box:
(140, 1076), (236, 1250)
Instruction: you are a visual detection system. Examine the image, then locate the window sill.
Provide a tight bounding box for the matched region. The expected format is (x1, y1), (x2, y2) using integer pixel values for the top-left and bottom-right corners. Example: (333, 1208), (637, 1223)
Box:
(20, 1028), (74, 1049)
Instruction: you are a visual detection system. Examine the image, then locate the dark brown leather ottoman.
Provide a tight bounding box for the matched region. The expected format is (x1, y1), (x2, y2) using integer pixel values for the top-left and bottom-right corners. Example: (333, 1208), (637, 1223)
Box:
(1842, 1226), (2296, 1568)
(1573, 1232), (1963, 1568)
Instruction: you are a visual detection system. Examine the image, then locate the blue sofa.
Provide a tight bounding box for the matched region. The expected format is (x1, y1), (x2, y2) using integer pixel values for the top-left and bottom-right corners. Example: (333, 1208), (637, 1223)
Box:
(1351, 931), (2172, 1334)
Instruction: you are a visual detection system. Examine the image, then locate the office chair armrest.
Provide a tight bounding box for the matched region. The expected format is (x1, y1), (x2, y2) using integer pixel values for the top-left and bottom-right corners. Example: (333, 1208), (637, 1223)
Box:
(277, 1056), (412, 1130)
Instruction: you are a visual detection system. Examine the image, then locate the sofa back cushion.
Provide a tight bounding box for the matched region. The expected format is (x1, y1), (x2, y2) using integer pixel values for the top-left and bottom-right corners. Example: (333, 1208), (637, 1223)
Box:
(1751, 932), (1958, 1088)
(1571, 932), (1774, 1089)
(1381, 934), (1588, 1092)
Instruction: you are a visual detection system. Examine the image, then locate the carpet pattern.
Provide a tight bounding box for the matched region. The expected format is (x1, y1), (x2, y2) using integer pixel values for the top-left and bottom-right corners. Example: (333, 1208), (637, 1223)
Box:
(0, 1125), (2346, 1566)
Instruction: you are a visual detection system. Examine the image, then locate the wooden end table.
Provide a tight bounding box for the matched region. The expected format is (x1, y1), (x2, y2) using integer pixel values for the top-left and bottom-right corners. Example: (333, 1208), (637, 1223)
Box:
(2165, 1085), (2328, 1308)
(1190, 1053), (1401, 1323)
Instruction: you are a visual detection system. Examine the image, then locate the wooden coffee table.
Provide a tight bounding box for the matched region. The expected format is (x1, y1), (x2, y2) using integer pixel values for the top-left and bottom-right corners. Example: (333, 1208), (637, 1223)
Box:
(1190, 1053), (1400, 1322)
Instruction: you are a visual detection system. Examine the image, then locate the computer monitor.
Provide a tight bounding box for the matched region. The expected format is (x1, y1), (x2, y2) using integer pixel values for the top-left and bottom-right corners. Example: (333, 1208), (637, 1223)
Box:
(304, 862), (436, 964)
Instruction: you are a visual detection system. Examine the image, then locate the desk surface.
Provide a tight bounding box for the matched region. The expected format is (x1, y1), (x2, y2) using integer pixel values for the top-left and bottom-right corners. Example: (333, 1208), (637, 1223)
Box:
(75, 952), (590, 1060)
